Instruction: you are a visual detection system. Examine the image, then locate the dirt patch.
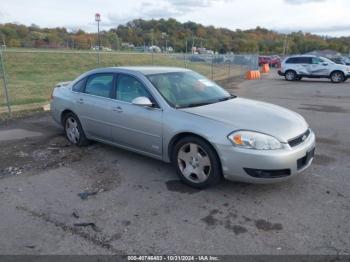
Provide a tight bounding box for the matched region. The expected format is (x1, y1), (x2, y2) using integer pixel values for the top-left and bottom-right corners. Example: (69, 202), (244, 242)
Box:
(255, 219), (283, 231)
(201, 209), (220, 226)
(224, 221), (248, 235)
(165, 180), (201, 194)
(201, 209), (248, 235)
(0, 135), (86, 178)
(298, 104), (348, 113)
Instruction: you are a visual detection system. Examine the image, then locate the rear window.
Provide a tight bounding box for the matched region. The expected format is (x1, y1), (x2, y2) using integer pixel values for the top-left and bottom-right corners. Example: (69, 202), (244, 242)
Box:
(286, 57), (311, 64)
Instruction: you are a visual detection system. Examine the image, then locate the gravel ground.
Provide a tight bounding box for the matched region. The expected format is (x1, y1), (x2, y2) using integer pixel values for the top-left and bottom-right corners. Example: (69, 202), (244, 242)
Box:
(0, 72), (349, 255)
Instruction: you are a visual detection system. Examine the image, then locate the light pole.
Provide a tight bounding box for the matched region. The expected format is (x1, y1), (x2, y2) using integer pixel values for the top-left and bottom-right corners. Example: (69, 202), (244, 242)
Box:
(161, 32), (168, 52)
(95, 13), (101, 64)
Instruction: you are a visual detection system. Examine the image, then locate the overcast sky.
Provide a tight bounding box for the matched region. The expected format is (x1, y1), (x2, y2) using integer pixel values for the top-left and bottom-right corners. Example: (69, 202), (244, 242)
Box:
(1, 0), (349, 36)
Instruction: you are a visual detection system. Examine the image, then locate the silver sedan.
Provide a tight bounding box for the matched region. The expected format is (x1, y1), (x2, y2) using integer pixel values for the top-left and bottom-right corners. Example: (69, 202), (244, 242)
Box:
(51, 67), (315, 188)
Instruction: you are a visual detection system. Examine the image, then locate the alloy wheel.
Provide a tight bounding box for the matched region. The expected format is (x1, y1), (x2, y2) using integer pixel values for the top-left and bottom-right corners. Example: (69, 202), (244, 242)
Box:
(285, 71), (295, 81)
(177, 143), (211, 183)
(332, 72), (343, 83)
(65, 116), (80, 144)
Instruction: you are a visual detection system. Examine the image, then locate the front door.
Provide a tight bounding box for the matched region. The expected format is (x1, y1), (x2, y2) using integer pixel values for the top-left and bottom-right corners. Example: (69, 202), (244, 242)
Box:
(308, 57), (330, 76)
(111, 73), (163, 157)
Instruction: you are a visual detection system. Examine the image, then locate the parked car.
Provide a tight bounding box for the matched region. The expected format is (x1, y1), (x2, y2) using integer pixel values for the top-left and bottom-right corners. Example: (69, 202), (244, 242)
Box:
(259, 55), (281, 68)
(51, 67), (315, 188)
(278, 55), (350, 83)
(270, 55), (282, 68)
(331, 56), (350, 66)
(258, 56), (270, 66)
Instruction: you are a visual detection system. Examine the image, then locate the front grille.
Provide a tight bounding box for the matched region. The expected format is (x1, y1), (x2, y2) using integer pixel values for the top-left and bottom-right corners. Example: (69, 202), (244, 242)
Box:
(288, 129), (310, 147)
(244, 168), (291, 178)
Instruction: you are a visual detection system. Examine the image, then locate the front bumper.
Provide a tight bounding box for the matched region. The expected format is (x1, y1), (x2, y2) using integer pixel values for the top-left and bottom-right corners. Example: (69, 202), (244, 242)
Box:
(217, 130), (316, 183)
(277, 70), (284, 76)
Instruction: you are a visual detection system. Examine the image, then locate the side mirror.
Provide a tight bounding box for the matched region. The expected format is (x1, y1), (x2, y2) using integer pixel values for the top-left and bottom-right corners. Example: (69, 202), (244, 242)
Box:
(322, 63), (328, 66)
(131, 96), (153, 107)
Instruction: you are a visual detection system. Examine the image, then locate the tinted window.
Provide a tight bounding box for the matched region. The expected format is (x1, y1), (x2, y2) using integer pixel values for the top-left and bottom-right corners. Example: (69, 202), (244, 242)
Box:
(116, 74), (152, 103)
(72, 78), (86, 92)
(85, 74), (114, 98)
(286, 57), (297, 64)
(286, 57), (311, 64)
(298, 57), (312, 64)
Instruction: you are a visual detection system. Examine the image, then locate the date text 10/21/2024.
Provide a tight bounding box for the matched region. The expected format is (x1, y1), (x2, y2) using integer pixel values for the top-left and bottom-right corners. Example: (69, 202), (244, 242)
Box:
(127, 255), (220, 261)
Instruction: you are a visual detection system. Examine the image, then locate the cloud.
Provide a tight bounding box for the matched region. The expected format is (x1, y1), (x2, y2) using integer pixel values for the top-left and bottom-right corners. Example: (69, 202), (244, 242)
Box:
(0, 11), (10, 22)
(284, 0), (327, 4)
(106, 0), (234, 27)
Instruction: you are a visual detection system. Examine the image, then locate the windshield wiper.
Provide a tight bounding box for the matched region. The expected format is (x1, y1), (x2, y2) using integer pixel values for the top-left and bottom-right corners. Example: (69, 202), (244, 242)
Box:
(177, 95), (237, 109)
(177, 102), (214, 108)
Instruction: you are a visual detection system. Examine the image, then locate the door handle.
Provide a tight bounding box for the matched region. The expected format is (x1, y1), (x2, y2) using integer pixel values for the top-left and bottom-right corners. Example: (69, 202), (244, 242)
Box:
(113, 106), (123, 113)
(77, 98), (84, 104)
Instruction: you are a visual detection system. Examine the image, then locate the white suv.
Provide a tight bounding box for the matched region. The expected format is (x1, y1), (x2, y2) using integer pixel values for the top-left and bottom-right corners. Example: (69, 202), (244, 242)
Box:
(278, 55), (350, 83)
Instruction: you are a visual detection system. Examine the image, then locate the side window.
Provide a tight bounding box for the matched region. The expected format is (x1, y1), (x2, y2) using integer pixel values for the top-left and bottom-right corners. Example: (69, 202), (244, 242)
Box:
(312, 57), (322, 64)
(72, 78), (86, 92)
(85, 74), (114, 98)
(285, 58), (293, 64)
(286, 57), (297, 64)
(299, 57), (312, 64)
(116, 74), (152, 103)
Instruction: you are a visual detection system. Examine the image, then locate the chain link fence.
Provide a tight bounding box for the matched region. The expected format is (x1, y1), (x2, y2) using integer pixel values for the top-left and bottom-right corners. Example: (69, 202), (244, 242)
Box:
(0, 49), (258, 115)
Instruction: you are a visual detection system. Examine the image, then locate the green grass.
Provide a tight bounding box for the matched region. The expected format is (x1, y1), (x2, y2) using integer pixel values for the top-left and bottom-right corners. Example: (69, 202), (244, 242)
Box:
(0, 49), (244, 111)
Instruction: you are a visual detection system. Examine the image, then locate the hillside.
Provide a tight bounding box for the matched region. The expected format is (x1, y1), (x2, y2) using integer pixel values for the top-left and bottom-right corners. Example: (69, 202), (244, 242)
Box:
(1, 18), (350, 54)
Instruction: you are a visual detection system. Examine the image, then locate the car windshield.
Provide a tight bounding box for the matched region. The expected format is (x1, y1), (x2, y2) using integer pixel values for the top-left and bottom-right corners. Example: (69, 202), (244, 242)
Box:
(147, 71), (234, 108)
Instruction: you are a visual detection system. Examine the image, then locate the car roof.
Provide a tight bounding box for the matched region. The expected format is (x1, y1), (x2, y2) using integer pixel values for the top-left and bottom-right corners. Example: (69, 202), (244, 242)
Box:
(287, 55), (319, 58)
(86, 66), (191, 76)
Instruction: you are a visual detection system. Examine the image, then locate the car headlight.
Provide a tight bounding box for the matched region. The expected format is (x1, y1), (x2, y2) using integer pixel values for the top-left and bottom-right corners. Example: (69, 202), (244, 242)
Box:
(228, 131), (282, 150)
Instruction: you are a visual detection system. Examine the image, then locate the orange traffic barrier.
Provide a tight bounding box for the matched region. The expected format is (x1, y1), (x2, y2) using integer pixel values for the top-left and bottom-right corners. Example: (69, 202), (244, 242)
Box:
(261, 63), (270, 73)
(245, 70), (261, 80)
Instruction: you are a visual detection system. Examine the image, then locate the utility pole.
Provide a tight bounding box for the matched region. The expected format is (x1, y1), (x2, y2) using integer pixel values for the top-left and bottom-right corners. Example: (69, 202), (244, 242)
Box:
(95, 13), (101, 64)
(192, 33), (194, 53)
(161, 32), (168, 53)
(151, 29), (154, 47)
(283, 34), (288, 56)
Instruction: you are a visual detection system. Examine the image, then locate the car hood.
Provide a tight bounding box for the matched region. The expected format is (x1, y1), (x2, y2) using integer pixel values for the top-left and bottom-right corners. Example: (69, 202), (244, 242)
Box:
(180, 97), (308, 142)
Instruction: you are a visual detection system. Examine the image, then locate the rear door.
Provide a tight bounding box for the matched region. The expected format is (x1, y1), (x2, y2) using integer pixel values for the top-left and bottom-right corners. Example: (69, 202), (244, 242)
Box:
(297, 57), (313, 75)
(111, 73), (163, 157)
(74, 73), (117, 141)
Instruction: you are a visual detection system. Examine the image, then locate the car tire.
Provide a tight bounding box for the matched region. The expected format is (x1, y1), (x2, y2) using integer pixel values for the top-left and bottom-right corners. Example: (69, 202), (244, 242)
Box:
(330, 71), (345, 83)
(63, 112), (89, 146)
(296, 76), (302, 81)
(172, 136), (222, 189)
(285, 70), (297, 81)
